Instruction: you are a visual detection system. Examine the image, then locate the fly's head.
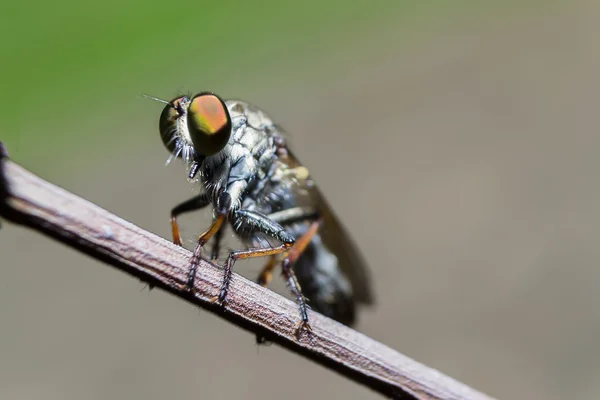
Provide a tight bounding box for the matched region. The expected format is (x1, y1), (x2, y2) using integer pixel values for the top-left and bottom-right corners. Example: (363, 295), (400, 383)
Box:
(156, 92), (233, 168)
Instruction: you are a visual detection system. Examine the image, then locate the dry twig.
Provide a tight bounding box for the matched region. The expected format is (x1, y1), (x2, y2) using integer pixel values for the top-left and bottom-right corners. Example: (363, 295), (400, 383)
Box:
(0, 142), (495, 400)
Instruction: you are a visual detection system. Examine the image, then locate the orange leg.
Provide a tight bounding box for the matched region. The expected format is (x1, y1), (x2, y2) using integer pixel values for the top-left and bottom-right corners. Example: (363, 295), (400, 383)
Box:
(210, 224), (226, 262)
(186, 214), (226, 290)
(280, 219), (322, 334)
(217, 218), (323, 336)
(170, 194), (210, 246)
(171, 216), (183, 246)
(185, 191), (233, 291)
(211, 244), (292, 303)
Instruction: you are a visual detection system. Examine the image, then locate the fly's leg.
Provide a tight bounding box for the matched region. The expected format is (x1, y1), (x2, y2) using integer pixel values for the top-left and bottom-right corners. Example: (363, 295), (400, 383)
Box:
(253, 208), (317, 344)
(269, 207), (322, 333)
(280, 219), (322, 335)
(217, 210), (321, 336)
(214, 210), (295, 303)
(170, 193), (211, 246)
(213, 245), (292, 303)
(146, 193), (208, 293)
(186, 192), (231, 292)
(210, 223), (225, 262)
(255, 208), (318, 290)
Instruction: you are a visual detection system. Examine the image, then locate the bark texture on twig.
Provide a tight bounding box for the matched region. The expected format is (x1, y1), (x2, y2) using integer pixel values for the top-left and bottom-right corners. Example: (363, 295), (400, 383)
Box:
(0, 147), (496, 400)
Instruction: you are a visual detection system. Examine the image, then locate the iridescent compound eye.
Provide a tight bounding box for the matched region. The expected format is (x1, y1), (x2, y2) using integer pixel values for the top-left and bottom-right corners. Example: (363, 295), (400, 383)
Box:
(187, 93), (232, 156)
(159, 96), (186, 153)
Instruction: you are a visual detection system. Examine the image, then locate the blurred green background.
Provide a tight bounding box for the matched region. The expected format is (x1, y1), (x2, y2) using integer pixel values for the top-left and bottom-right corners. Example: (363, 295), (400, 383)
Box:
(3, 1), (600, 399)
(1, 0), (521, 168)
(4, 1), (410, 162)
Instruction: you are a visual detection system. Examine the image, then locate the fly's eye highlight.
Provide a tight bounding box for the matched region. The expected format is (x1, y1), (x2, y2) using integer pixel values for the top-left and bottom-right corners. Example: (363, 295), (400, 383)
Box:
(159, 96), (185, 153)
(187, 93), (232, 156)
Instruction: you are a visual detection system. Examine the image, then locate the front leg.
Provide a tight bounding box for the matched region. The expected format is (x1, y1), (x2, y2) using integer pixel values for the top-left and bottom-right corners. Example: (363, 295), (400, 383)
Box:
(186, 192), (231, 291)
(214, 210), (295, 303)
(170, 192), (211, 246)
(210, 223), (226, 262)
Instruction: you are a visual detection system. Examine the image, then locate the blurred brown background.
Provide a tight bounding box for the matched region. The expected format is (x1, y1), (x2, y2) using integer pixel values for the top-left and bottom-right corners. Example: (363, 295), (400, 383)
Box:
(2, 1), (600, 399)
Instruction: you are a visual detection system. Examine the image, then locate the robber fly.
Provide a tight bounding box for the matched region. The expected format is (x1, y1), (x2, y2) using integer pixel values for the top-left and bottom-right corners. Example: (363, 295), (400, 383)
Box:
(151, 91), (373, 332)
